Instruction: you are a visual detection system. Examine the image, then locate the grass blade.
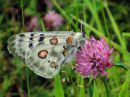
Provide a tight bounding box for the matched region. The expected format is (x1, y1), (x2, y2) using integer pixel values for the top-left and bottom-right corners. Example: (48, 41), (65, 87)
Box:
(21, 0), (24, 27)
(79, 76), (85, 97)
(84, 0), (104, 34)
(52, 0), (79, 31)
(89, 79), (94, 97)
(118, 70), (130, 97)
(21, 0), (31, 97)
(41, 18), (46, 32)
(122, 32), (130, 37)
(54, 74), (64, 97)
(105, 2), (125, 48)
(113, 63), (128, 70)
(25, 68), (31, 97)
(103, 77), (110, 97)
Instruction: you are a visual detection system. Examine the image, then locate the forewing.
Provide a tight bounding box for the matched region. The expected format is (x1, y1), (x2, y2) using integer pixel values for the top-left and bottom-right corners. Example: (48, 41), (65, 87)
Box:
(7, 31), (73, 61)
(7, 32), (43, 58)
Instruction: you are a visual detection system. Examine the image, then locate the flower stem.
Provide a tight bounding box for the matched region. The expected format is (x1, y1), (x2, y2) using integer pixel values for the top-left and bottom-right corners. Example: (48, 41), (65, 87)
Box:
(89, 79), (94, 97)
(25, 68), (31, 97)
(103, 77), (110, 97)
(21, 0), (24, 28)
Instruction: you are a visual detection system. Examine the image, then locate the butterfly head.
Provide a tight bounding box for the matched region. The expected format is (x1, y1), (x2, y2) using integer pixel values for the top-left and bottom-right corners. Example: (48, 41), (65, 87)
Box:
(73, 32), (86, 49)
(82, 32), (86, 38)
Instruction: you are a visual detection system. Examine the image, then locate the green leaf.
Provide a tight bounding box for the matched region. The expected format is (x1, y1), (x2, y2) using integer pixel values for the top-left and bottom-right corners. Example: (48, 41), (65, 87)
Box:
(113, 63), (128, 70)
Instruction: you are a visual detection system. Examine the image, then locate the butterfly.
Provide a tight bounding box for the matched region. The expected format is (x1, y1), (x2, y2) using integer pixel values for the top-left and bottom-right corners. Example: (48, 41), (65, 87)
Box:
(7, 31), (85, 78)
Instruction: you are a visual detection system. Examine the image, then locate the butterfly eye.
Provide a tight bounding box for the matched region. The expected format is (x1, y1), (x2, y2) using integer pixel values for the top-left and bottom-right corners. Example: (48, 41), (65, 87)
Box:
(82, 32), (85, 38)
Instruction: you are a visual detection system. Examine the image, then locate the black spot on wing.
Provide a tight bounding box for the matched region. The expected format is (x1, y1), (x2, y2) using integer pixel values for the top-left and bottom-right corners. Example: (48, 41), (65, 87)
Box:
(30, 33), (34, 36)
(38, 36), (44, 42)
(30, 34), (34, 41)
(19, 34), (25, 37)
(30, 37), (33, 41)
(40, 34), (44, 36)
(19, 39), (23, 42)
(29, 42), (33, 48)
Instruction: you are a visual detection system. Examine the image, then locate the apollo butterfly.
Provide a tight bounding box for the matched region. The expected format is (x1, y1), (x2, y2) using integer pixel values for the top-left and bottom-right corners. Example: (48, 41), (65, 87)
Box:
(7, 31), (85, 78)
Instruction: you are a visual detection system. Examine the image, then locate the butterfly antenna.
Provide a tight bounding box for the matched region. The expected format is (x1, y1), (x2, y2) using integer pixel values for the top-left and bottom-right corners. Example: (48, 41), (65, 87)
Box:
(81, 20), (83, 32)
(81, 20), (85, 38)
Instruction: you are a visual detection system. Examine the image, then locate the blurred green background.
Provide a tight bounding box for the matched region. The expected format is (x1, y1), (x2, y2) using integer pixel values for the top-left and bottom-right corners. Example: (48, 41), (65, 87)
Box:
(0, 0), (130, 97)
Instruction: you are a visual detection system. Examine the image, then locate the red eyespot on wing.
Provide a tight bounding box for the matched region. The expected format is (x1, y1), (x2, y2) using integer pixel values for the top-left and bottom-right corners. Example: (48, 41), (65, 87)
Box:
(50, 37), (58, 45)
(38, 50), (48, 59)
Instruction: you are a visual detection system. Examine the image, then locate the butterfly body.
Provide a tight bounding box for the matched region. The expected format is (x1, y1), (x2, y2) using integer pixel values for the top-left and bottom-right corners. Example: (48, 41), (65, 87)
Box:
(7, 31), (85, 78)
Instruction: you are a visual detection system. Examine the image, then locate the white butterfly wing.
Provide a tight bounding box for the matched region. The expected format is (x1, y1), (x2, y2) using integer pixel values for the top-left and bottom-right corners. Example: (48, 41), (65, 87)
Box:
(7, 31), (80, 78)
(25, 44), (65, 78)
(7, 32), (44, 61)
(7, 31), (73, 60)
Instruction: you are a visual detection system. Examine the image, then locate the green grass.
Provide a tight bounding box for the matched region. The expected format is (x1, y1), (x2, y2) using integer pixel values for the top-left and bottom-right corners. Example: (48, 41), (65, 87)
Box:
(54, 74), (64, 97)
(21, 0), (31, 97)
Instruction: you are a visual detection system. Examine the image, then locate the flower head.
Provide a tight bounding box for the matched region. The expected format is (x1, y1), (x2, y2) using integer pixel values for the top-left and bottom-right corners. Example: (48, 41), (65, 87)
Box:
(75, 37), (113, 78)
(26, 16), (40, 31)
(43, 11), (63, 30)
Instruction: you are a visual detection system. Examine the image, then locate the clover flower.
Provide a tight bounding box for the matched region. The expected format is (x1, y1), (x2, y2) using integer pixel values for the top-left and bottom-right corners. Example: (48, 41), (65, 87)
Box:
(43, 11), (63, 30)
(75, 37), (113, 78)
(26, 16), (40, 31)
